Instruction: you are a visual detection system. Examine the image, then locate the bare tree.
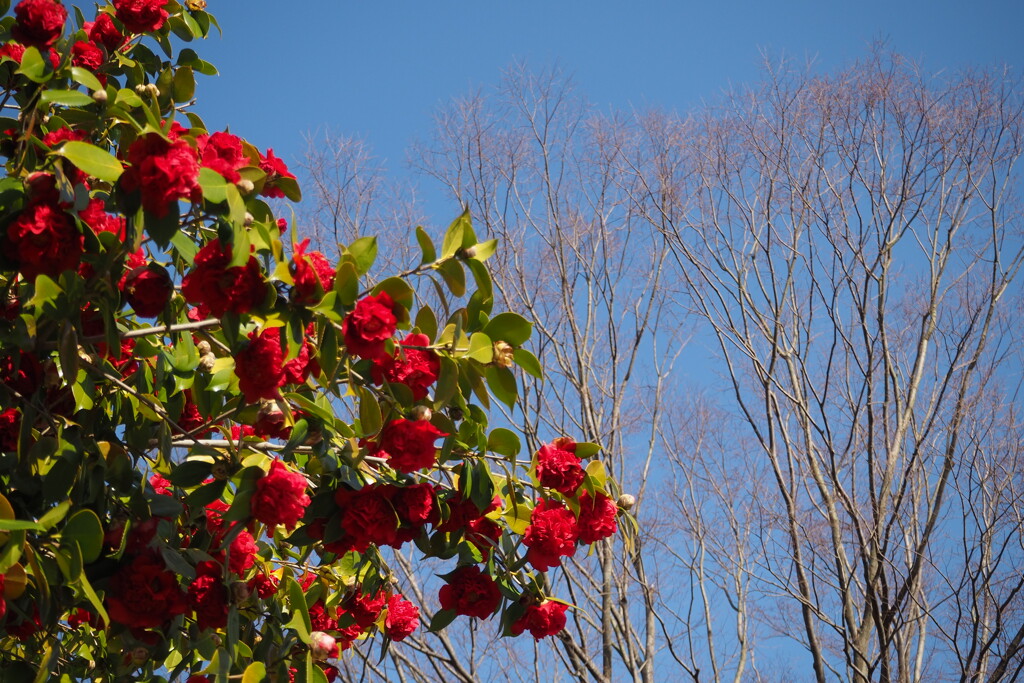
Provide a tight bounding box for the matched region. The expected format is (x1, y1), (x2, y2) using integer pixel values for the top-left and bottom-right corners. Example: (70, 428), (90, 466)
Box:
(633, 50), (1024, 682)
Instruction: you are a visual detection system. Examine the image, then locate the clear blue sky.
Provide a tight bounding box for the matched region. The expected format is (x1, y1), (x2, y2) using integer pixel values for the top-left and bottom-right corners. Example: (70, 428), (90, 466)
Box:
(194, 1), (1024, 182)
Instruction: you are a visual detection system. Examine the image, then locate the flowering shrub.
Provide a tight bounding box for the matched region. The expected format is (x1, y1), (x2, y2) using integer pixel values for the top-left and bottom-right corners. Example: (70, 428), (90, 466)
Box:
(0, 1), (633, 680)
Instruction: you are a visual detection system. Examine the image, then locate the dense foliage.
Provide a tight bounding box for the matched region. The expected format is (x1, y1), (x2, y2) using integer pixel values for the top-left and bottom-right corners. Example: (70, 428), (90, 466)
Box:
(0, 1), (630, 680)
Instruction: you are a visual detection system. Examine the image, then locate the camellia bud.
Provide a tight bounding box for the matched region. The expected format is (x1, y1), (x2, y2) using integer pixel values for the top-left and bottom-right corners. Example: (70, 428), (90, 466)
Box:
(237, 179), (255, 195)
(196, 340), (212, 355)
(92, 89), (107, 103)
(409, 405), (432, 422)
(459, 245), (477, 259)
(130, 646), (149, 666)
(231, 580), (251, 604)
(186, 0), (207, 9)
(211, 461), (232, 480)
(310, 631), (337, 662)
(492, 340), (515, 368)
(198, 352), (216, 373)
(243, 211), (255, 227)
(617, 493), (636, 510)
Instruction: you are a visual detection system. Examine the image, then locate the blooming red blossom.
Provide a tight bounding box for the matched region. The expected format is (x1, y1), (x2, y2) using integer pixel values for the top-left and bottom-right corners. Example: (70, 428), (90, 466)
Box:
(85, 13), (125, 52)
(335, 485), (400, 551)
(188, 560), (228, 631)
(113, 0), (168, 33)
(375, 418), (447, 473)
(79, 197), (127, 239)
(71, 40), (104, 70)
(0, 408), (20, 452)
(371, 333), (440, 400)
(120, 133), (201, 218)
(342, 292), (398, 359)
(391, 482), (437, 527)
(384, 594), (420, 641)
(181, 239), (266, 317)
(523, 500), (578, 571)
(258, 148), (295, 198)
(291, 239), (335, 304)
(197, 131), (246, 183)
(106, 553), (187, 628)
(576, 490), (618, 544)
(6, 199), (84, 279)
(248, 571), (278, 599)
(0, 43), (26, 63)
(12, 0), (66, 49)
(149, 472), (173, 496)
(510, 600), (568, 640)
(234, 327), (286, 402)
(227, 529), (258, 576)
(438, 565), (501, 619)
(251, 459), (310, 529)
(535, 438), (584, 496)
(123, 262), (173, 317)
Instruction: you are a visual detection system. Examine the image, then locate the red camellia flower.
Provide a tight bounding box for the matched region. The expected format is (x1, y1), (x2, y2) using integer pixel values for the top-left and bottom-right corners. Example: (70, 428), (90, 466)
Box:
(438, 565), (501, 619)
(0, 408), (20, 452)
(123, 263), (173, 317)
(335, 485), (399, 551)
(391, 482), (437, 527)
(149, 472), (173, 496)
(106, 553), (187, 628)
(371, 333), (440, 400)
(384, 594), (420, 642)
(181, 239), (266, 317)
(227, 529), (258, 576)
(342, 291), (398, 359)
(576, 490), (618, 544)
(376, 418), (447, 473)
(510, 600), (568, 640)
(258, 148), (295, 198)
(12, 0), (66, 49)
(120, 132), (201, 218)
(113, 0), (168, 33)
(188, 560), (228, 631)
(79, 196), (127, 239)
(535, 438), (584, 496)
(234, 327), (286, 402)
(197, 131), (246, 183)
(85, 13), (125, 52)
(523, 500), (579, 571)
(251, 459), (310, 530)
(291, 239), (335, 304)
(6, 199), (84, 280)
(71, 40), (104, 70)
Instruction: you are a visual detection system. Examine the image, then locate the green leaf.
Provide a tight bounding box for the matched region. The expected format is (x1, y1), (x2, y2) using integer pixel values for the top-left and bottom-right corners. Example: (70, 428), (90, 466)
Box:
(433, 357), (459, 407)
(55, 141), (124, 182)
(485, 366), (518, 409)
(16, 47), (48, 83)
(283, 575), (312, 644)
(61, 509), (104, 563)
(358, 387), (382, 437)
(441, 209), (476, 258)
(334, 261), (359, 307)
(38, 500), (71, 530)
(428, 608), (458, 632)
(27, 273), (62, 311)
(416, 226), (436, 265)
(585, 459), (608, 488)
(574, 442), (603, 458)
(55, 542), (83, 582)
(0, 518), (43, 531)
(40, 89), (95, 107)
(71, 66), (103, 92)
(168, 459), (213, 487)
(372, 277), (414, 314)
(242, 662), (267, 683)
(172, 65), (196, 103)
(414, 305), (438, 341)
(487, 428), (521, 458)
(484, 312), (533, 347)
(75, 570), (109, 627)
(436, 259), (466, 297)
(347, 236), (377, 275)
(170, 229), (200, 265)
(468, 238), (498, 262)
(199, 167), (230, 203)
(466, 332), (493, 364)
(513, 348), (543, 379)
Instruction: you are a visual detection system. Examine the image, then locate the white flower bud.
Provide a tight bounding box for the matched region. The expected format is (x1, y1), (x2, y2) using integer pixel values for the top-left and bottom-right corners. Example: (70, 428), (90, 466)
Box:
(243, 212), (255, 227)
(92, 89), (108, 103)
(237, 178), (255, 194)
(617, 493), (636, 510)
(410, 405), (433, 421)
(310, 631), (337, 661)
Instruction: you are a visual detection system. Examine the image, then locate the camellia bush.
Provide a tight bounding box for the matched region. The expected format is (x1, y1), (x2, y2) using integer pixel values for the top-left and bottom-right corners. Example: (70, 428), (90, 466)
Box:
(0, 1), (633, 681)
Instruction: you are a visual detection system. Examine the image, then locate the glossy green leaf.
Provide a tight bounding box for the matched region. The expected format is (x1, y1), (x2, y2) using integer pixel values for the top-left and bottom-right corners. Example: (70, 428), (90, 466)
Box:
(347, 236), (378, 275)
(513, 348), (543, 379)
(467, 332), (494, 364)
(436, 259), (466, 297)
(468, 238), (498, 262)
(416, 226), (436, 264)
(372, 277), (414, 314)
(574, 442), (603, 458)
(40, 89), (95, 107)
(283, 575), (312, 644)
(242, 662), (266, 683)
(484, 312), (533, 347)
(414, 305), (438, 341)
(55, 141), (124, 182)
(61, 509), (104, 563)
(485, 366), (518, 409)
(16, 47), (48, 82)
(487, 428), (521, 458)
(359, 387), (382, 437)
(199, 167), (230, 203)
(428, 608), (457, 633)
